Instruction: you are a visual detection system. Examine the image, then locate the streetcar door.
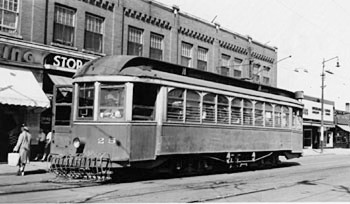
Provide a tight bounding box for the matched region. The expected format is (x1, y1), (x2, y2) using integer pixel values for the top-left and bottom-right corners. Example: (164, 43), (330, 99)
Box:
(51, 85), (73, 155)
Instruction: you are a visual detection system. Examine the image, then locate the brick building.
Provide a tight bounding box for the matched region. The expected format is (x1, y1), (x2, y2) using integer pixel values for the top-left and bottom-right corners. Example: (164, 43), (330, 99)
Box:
(0, 0), (279, 161)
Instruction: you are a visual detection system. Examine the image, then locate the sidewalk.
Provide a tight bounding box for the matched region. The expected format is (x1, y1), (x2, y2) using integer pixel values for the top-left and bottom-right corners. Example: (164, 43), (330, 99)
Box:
(302, 148), (350, 156)
(0, 161), (50, 175)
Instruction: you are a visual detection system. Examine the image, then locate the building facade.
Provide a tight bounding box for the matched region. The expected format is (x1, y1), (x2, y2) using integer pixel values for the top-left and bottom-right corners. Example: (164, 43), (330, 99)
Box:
(0, 0), (279, 162)
(302, 95), (335, 149)
(334, 107), (350, 148)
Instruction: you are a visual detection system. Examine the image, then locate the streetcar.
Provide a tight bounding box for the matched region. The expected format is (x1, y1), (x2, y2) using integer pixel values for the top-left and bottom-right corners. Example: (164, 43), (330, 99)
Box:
(49, 55), (304, 179)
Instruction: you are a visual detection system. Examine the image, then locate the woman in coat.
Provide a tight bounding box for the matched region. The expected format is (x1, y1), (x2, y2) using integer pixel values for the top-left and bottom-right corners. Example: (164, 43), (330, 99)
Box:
(13, 125), (32, 176)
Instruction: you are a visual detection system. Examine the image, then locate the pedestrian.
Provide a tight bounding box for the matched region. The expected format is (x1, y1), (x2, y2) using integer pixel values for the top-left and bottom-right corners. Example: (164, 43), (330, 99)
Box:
(13, 124), (32, 176)
(41, 130), (53, 161)
(34, 129), (46, 160)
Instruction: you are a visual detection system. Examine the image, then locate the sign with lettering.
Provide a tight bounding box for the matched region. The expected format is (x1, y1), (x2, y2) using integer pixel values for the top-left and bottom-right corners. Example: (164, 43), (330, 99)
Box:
(303, 99), (334, 122)
(0, 42), (92, 71)
(44, 53), (89, 70)
(0, 43), (45, 64)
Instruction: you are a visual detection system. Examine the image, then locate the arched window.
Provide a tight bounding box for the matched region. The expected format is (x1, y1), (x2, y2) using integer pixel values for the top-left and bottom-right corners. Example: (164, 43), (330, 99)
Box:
(243, 99), (253, 125)
(203, 93), (216, 123)
(265, 103), (273, 127)
(282, 106), (290, 128)
(231, 98), (242, 124)
(275, 105), (282, 127)
(217, 95), (229, 124)
(167, 88), (185, 121)
(255, 101), (264, 126)
(186, 90), (201, 123)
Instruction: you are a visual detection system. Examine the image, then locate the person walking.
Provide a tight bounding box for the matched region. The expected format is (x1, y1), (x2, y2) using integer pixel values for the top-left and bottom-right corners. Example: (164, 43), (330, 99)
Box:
(41, 130), (53, 161)
(13, 124), (32, 176)
(34, 129), (46, 160)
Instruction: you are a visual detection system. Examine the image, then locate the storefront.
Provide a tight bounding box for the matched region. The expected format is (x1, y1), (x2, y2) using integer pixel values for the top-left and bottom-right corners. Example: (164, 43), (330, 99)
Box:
(334, 110), (350, 148)
(302, 95), (335, 149)
(0, 38), (96, 162)
(0, 66), (50, 162)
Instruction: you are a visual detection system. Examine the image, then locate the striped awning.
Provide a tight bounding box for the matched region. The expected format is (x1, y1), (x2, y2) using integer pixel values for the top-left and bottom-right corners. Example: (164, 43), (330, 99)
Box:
(0, 67), (50, 108)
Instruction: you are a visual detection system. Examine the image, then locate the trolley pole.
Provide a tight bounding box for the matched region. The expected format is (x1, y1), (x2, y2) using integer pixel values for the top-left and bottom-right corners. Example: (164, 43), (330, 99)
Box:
(320, 56), (340, 153)
(320, 59), (325, 153)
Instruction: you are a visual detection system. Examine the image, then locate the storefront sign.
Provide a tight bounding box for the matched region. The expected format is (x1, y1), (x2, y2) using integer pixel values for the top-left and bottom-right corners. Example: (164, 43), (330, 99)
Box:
(303, 99), (334, 122)
(0, 44), (44, 64)
(44, 54), (89, 70)
(0, 42), (91, 71)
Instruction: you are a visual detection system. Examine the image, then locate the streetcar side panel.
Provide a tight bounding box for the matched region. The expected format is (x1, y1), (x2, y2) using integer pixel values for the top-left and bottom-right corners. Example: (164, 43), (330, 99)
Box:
(129, 123), (157, 161)
(160, 125), (302, 154)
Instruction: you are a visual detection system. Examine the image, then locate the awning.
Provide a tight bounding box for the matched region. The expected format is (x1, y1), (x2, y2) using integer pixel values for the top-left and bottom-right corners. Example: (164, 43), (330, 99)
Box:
(0, 67), (50, 108)
(48, 74), (73, 97)
(48, 74), (73, 86)
(337, 125), (350, 132)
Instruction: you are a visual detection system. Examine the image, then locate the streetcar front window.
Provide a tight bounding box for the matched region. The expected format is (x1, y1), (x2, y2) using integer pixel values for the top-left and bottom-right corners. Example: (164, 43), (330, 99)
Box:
(77, 83), (95, 120)
(99, 84), (125, 120)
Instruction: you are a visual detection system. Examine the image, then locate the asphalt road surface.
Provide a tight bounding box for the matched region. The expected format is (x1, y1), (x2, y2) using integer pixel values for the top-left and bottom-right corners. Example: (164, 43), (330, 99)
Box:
(1, 154), (350, 203)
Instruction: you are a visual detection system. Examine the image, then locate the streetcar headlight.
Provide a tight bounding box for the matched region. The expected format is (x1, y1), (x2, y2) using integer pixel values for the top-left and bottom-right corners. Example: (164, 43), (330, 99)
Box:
(73, 137), (81, 148)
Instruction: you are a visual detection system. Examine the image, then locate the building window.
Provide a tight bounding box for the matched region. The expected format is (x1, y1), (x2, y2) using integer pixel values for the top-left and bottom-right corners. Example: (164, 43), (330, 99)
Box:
(220, 54), (230, 76)
(53, 5), (75, 46)
(181, 42), (193, 67)
(84, 14), (103, 53)
(252, 63), (261, 82)
(233, 58), (243, 78)
(262, 66), (271, 85)
(0, 0), (18, 33)
(197, 47), (208, 71)
(263, 77), (270, 85)
(150, 32), (163, 60)
(127, 26), (143, 56)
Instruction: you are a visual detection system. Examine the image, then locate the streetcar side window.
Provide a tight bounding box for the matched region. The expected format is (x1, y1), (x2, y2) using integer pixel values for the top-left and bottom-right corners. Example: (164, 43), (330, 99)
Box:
(231, 98), (242, 124)
(217, 95), (229, 124)
(132, 83), (158, 121)
(186, 90), (201, 123)
(77, 83), (95, 120)
(243, 99), (253, 125)
(202, 93), (216, 123)
(265, 103), (273, 127)
(255, 101), (264, 126)
(275, 105), (282, 127)
(282, 106), (290, 128)
(167, 88), (185, 122)
(99, 84), (125, 120)
(292, 108), (303, 130)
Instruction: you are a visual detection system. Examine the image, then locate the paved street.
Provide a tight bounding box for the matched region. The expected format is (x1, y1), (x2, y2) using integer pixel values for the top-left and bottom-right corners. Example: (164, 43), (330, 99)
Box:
(0, 149), (350, 203)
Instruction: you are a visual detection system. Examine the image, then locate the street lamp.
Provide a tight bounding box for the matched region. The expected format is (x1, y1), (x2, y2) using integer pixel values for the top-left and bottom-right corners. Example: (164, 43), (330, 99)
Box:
(320, 56), (340, 153)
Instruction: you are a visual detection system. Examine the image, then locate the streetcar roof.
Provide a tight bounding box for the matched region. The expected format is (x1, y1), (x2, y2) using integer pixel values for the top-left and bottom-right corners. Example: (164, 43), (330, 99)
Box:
(74, 55), (302, 105)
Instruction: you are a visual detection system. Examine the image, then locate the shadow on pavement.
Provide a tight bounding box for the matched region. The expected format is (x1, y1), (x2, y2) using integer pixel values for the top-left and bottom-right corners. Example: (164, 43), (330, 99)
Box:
(0, 169), (48, 177)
